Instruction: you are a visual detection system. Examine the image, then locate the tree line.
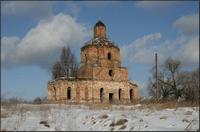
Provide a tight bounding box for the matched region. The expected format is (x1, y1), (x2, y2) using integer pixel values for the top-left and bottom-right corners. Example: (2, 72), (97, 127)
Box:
(148, 57), (199, 103)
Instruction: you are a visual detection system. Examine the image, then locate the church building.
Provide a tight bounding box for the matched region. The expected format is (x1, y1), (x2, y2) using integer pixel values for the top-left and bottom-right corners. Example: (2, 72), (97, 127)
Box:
(48, 20), (140, 104)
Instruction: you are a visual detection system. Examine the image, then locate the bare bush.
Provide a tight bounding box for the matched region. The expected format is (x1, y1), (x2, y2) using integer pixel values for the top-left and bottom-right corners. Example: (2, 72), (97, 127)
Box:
(110, 119), (128, 127)
(33, 97), (42, 104)
(40, 121), (50, 128)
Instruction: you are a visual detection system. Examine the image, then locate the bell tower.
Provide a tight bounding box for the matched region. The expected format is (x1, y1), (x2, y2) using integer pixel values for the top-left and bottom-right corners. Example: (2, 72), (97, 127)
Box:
(93, 20), (107, 38)
(78, 19), (128, 81)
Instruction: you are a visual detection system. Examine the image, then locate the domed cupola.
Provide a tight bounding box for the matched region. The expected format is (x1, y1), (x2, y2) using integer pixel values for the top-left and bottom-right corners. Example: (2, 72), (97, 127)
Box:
(95, 20), (106, 27)
(94, 20), (107, 39)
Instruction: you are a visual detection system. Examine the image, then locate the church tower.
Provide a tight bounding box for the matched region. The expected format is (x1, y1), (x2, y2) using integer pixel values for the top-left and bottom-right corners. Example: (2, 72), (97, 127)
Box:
(78, 20), (128, 81)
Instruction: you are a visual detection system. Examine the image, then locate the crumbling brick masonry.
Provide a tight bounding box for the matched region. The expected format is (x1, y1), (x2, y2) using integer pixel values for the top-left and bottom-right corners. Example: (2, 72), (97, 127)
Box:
(48, 20), (140, 104)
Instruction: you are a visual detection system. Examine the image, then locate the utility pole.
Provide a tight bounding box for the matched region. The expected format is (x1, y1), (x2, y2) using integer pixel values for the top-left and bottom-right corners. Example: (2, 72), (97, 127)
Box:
(155, 53), (159, 99)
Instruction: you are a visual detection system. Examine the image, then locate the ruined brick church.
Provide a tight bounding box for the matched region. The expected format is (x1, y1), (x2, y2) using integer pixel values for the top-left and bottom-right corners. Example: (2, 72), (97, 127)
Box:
(48, 20), (139, 104)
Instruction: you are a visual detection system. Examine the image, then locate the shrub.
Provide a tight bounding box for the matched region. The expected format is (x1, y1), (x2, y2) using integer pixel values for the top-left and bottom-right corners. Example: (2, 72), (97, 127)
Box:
(115, 119), (128, 126)
(33, 97), (42, 104)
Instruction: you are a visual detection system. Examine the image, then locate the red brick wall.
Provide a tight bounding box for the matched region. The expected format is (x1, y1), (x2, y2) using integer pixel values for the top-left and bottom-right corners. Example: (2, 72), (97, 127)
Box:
(78, 44), (128, 81)
(48, 79), (139, 104)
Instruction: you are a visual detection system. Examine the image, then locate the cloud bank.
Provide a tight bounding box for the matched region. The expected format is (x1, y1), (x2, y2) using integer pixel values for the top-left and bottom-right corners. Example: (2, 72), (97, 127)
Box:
(121, 12), (199, 67)
(174, 13), (199, 35)
(1, 1), (54, 18)
(2, 13), (91, 69)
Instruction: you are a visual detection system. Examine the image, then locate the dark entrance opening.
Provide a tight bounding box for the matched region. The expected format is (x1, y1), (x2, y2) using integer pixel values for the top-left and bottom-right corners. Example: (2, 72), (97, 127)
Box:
(108, 52), (111, 60)
(100, 88), (104, 103)
(109, 70), (113, 76)
(119, 89), (122, 101)
(130, 89), (133, 102)
(67, 87), (71, 100)
(109, 93), (114, 103)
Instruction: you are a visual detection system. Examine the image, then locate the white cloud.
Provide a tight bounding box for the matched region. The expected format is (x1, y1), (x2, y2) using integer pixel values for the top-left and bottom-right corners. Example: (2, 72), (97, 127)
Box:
(1, 36), (20, 65)
(2, 13), (91, 69)
(1, 1), (53, 18)
(176, 36), (199, 66)
(121, 12), (199, 67)
(121, 33), (199, 67)
(121, 33), (163, 65)
(174, 13), (199, 35)
(135, 1), (181, 9)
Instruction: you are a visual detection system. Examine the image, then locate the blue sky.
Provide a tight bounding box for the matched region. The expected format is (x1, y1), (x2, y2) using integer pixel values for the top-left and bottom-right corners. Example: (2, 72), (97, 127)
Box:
(1, 1), (199, 100)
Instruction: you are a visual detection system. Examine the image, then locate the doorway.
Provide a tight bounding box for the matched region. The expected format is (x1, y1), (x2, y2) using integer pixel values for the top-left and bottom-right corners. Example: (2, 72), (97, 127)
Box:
(109, 93), (114, 103)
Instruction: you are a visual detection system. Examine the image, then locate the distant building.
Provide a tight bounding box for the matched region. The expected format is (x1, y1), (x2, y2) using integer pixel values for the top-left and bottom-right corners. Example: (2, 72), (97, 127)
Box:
(48, 20), (140, 104)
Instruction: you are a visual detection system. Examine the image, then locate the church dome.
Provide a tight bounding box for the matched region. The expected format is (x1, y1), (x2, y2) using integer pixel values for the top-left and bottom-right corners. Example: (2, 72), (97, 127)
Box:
(95, 20), (106, 27)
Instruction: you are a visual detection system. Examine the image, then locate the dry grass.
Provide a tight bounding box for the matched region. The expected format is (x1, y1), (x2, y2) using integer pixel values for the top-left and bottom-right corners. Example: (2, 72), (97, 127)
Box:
(109, 122), (115, 127)
(160, 116), (167, 120)
(110, 127), (115, 131)
(184, 111), (193, 115)
(0, 111), (9, 118)
(40, 121), (50, 128)
(115, 119), (128, 126)
(119, 124), (127, 129)
(138, 99), (198, 110)
(99, 114), (108, 119)
(110, 119), (128, 127)
(85, 103), (112, 110)
(182, 118), (190, 123)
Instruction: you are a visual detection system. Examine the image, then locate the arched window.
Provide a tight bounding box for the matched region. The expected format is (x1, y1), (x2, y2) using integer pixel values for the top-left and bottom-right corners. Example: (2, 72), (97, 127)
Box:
(108, 52), (111, 60)
(100, 88), (104, 103)
(53, 87), (56, 100)
(119, 89), (122, 100)
(130, 89), (133, 102)
(109, 70), (113, 76)
(67, 87), (71, 100)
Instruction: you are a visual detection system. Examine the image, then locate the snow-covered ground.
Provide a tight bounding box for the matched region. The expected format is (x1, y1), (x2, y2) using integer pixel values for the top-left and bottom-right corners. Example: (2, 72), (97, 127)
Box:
(1, 104), (199, 131)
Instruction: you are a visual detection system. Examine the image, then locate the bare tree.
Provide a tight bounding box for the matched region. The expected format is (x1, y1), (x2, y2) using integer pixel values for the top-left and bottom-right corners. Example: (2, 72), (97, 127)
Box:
(52, 46), (78, 79)
(148, 57), (182, 100)
(147, 65), (174, 99)
(158, 58), (182, 99)
(179, 68), (199, 103)
(52, 62), (63, 79)
(148, 56), (199, 102)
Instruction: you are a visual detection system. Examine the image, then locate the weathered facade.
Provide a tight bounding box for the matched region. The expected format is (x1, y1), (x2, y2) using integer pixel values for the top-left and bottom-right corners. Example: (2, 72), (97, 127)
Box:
(48, 20), (140, 104)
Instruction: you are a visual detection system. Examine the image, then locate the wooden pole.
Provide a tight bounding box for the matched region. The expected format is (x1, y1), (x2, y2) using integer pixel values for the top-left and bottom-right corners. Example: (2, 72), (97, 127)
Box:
(155, 53), (159, 99)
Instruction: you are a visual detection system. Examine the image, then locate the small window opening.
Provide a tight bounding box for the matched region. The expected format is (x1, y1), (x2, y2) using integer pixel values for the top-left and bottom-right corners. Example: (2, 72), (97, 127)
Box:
(67, 87), (71, 99)
(108, 53), (111, 60)
(130, 89), (133, 102)
(100, 88), (104, 103)
(119, 89), (122, 100)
